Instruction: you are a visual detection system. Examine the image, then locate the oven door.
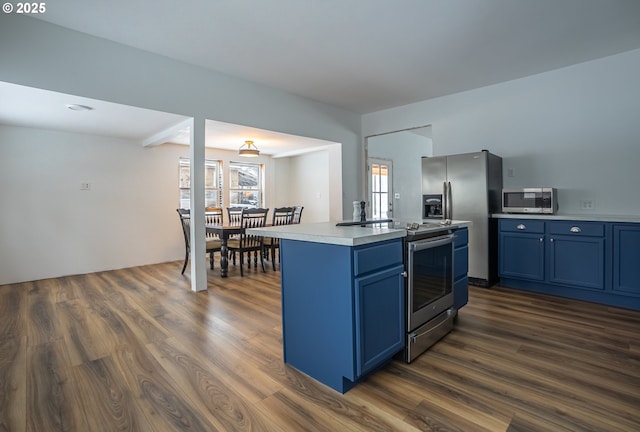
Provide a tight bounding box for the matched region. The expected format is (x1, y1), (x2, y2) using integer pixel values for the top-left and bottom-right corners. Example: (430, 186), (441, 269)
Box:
(407, 234), (454, 332)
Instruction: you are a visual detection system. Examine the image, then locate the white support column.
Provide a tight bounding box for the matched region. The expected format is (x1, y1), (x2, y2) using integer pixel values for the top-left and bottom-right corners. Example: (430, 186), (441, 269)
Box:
(189, 116), (207, 292)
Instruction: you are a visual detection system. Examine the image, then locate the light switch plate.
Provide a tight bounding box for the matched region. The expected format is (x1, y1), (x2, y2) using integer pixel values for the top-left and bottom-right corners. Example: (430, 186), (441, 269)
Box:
(580, 200), (594, 210)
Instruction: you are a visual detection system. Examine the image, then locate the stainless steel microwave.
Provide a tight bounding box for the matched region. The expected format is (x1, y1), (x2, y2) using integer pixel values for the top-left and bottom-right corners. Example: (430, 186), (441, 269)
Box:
(502, 188), (558, 214)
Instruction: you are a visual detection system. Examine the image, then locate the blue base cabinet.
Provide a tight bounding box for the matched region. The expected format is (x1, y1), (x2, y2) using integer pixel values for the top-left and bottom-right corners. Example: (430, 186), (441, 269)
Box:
(453, 228), (469, 309)
(499, 220), (545, 281)
(613, 224), (640, 296)
(547, 221), (606, 290)
(279, 238), (405, 393)
(498, 218), (640, 311)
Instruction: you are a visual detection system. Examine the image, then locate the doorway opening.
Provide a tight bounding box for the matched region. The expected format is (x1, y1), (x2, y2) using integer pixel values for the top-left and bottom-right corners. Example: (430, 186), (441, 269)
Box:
(369, 158), (393, 220)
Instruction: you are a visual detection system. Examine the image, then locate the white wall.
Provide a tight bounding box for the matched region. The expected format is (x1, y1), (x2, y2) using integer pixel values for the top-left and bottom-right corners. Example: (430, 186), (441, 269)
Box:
(367, 130), (432, 220)
(276, 151), (331, 223)
(0, 14), (359, 217)
(0, 124), (295, 285)
(363, 48), (640, 216)
(271, 144), (342, 223)
(271, 158), (292, 206)
(0, 126), (177, 284)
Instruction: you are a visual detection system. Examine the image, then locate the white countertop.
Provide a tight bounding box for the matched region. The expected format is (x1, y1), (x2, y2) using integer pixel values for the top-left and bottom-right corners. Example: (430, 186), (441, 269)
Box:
(492, 213), (640, 223)
(247, 222), (404, 246)
(247, 220), (471, 246)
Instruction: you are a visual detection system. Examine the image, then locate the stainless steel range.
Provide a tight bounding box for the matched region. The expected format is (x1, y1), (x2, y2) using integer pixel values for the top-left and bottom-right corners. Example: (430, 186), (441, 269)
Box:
(403, 223), (456, 363)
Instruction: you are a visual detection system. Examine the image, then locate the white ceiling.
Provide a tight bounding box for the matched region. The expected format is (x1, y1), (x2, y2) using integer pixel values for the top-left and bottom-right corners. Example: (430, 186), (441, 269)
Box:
(0, 82), (334, 156)
(0, 81), (189, 141)
(3, 0), (640, 153)
(31, 0), (640, 114)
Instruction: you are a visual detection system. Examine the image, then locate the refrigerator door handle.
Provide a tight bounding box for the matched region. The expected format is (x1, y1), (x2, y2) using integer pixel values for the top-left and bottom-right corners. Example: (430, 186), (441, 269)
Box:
(443, 182), (448, 219)
(446, 181), (453, 220)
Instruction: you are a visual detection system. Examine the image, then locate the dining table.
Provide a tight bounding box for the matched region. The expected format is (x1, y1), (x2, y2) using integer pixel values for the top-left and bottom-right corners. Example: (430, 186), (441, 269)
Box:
(205, 224), (244, 277)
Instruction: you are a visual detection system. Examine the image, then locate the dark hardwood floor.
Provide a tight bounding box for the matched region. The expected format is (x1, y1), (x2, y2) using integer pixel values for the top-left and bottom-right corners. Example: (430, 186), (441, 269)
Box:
(1, 259), (639, 431)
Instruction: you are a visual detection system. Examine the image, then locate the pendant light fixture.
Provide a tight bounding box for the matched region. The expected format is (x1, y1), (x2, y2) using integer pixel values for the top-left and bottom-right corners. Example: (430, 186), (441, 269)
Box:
(238, 140), (260, 157)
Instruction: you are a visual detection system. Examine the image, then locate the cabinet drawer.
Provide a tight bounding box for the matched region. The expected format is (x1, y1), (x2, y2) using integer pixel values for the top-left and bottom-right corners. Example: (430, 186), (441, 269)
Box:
(454, 228), (468, 247)
(499, 219), (545, 233)
(548, 221), (604, 237)
(454, 245), (468, 279)
(354, 240), (402, 276)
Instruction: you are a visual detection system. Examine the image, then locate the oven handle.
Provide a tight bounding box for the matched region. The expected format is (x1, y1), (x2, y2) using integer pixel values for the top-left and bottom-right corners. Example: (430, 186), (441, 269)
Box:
(409, 234), (454, 252)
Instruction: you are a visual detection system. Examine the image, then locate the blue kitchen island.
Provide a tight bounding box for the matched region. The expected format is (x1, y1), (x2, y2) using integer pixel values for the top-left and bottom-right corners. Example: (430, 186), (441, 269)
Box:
(248, 222), (407, 393)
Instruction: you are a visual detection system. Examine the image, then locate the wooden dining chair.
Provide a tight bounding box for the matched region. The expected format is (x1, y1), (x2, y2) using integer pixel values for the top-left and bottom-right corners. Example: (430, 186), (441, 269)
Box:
(227, 208), (269, 276)
(226, 207), (244, 226)
(176, 209), (221, 274)
(226, 207), (245, 265)
(292, 206), (304, 224)
(205, 207), (223, 249)
(263, 207), (294, 271)
(205, 207), (223, 228)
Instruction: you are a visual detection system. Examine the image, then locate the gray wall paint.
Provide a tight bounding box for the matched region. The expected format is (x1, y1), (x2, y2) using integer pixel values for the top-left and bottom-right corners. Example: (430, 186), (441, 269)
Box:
(4, 13), (640, 283)
(363, 48), (640, 216)
(367, 130), (432, 221)
(0, 124), (309, 285)
(0, 14), (360, 216)
(0, 125), (185, 284)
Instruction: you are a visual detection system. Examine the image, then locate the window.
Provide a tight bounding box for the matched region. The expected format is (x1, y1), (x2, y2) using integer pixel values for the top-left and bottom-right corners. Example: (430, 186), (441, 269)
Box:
(229, 161), (262, 208)
(370, 159), (391, 219)
(179, 158), (222, 209)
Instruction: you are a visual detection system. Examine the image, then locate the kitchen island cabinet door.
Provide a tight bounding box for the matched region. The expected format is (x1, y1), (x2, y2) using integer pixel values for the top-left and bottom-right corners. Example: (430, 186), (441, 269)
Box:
(613, 224), (640, 296)
(499, 232), (545, 281)
(280, 237), (404, 393)
(354, 264), (405, 377)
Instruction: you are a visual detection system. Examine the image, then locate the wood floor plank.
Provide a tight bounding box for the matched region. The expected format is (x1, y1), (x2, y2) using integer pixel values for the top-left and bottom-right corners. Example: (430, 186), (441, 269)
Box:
(26, 340), (88, 432)
(167, 316), (285, 404)
(407, 397), (508, 432)
(2, 259), (640, 431)
(56, 299), (112, 366)
(258, 391), (332, 432)
(70, 356), (153, 432)
(146, 336), (276, 431)
(365, 360), (514, 431)
(431, 339), (640, 430)
(109, 342), (221, 431)
(0, 336), (26, 432)
(0, 283), (27, 340)
(26, 281), (63, 347)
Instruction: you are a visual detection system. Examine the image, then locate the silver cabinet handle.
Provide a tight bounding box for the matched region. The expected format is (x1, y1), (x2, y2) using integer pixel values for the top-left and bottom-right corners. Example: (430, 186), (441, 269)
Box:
(550, 238), (554, 242)
(570, 226), (582, 233)
(539, 238), (543, 242)
(516, 224), (526, 230)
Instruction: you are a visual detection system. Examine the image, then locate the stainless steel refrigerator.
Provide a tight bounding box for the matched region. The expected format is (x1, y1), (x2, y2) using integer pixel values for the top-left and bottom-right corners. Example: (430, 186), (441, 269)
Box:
(421, 150), (503, 287)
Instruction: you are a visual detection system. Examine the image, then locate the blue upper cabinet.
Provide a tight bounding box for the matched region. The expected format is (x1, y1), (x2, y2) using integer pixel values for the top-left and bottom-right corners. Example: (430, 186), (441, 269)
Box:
(613, 224), (640, 295)
(498, 217), (640, 311)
